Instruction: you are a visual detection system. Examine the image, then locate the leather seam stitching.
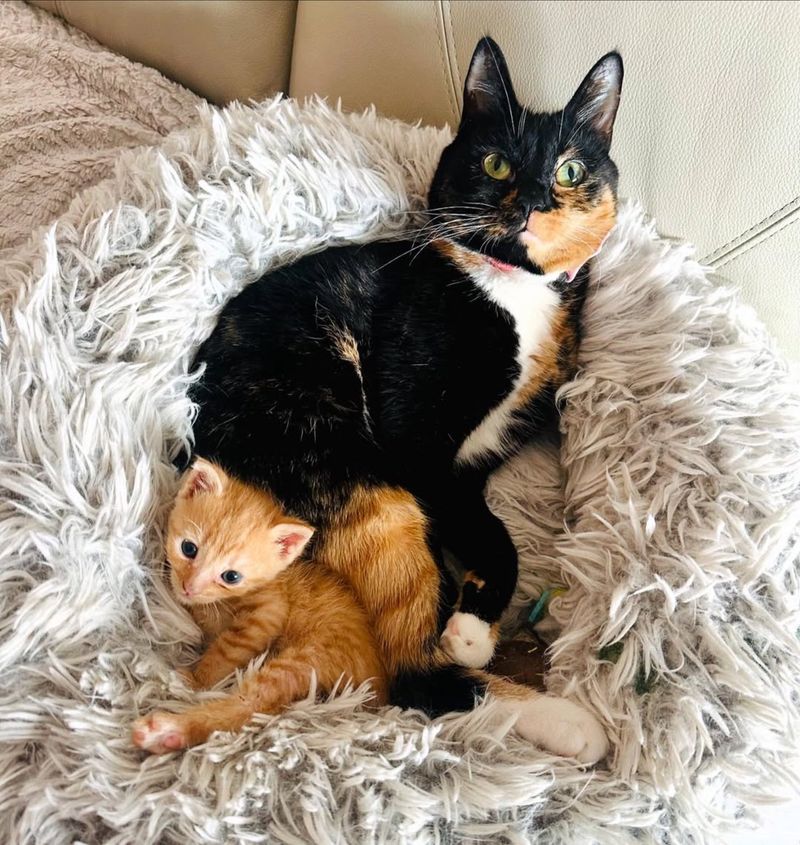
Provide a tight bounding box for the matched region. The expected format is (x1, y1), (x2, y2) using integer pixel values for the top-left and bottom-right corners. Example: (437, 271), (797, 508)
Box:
(443, 1), (460, 113)
(434, 0), (459, 125)
(703, 194), (800, 263)
(715, 213), (800, 270)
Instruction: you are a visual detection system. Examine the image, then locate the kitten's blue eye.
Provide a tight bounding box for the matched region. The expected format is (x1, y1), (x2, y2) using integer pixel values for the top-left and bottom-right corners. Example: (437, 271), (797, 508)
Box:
(482, 152), (512, 181)
(555, 159), (587, 188)
(221, 570), (242, 585)
(181, 540), (198, 559)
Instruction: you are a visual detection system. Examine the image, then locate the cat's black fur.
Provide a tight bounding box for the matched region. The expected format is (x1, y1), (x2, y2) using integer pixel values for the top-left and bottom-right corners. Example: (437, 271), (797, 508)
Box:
(193, 242), (585, 613)
(187, 39), (623, 714)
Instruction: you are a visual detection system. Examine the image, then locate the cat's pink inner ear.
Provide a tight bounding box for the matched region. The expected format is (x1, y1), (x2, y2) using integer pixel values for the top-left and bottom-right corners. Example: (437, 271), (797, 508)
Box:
(180, 458), (225, 498)
(272, 524), (315, 563)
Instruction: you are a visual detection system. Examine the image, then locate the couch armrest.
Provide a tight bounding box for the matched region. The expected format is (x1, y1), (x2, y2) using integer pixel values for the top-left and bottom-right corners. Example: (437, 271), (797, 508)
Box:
(29, 0), (297, 104)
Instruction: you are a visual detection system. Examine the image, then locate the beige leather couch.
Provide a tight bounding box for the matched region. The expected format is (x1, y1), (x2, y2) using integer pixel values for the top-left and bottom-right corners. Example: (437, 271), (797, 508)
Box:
(32, 0), (800, 368)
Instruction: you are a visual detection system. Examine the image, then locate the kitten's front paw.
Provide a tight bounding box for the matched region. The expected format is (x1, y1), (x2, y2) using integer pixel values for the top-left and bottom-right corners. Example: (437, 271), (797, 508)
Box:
(441, 612), (496, 669)
(513, 695), (609, 764)
(132, 712), (189, 755)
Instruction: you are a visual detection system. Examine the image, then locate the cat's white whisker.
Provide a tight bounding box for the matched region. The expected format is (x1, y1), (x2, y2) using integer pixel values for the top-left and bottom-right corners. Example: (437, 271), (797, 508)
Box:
(483, 39), (517, 137)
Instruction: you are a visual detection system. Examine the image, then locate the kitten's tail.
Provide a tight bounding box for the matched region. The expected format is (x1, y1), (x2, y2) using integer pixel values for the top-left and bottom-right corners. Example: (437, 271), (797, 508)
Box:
(390, 658), (609, 764)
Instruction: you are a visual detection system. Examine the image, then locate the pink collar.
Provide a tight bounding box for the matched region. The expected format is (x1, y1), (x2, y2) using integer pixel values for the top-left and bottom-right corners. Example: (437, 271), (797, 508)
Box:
(487, 256), (518, 273)
(487, 254), (583, 281)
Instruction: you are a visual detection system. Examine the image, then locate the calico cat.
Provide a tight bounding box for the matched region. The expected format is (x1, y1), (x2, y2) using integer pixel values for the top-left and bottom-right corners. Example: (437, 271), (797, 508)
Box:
(133, 459), (387, 754)
(186, 39), (622, 762)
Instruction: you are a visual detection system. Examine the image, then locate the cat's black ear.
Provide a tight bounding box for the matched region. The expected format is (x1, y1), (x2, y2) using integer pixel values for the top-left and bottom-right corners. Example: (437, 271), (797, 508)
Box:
(461, 37), (518, 125)
(565, 52), (623, 148)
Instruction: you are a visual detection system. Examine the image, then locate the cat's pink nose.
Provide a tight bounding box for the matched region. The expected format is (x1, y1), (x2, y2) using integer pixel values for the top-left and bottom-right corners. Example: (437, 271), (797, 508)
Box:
(525, 211), (544, 239)
(182, 581), (194, 598)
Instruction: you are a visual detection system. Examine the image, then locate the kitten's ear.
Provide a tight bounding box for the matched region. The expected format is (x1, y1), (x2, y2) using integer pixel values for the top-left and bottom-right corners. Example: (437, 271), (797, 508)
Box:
(271, 523), (315, 565)
(179, 458), (226, 498)
(461, 37), (518, 124)
(565, 52), (623, 148)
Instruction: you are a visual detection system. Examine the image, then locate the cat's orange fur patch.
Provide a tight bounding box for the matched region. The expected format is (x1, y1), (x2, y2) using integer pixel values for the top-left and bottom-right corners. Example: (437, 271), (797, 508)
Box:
(484, 673), (541, 701)
(433, 239), (485, 273)
(315, 484), (442, 676)
(513, 302), (578, 411)
(464, 571), (486, 590)
(524, 187), (616, 273)
(500, 188), (520, 211)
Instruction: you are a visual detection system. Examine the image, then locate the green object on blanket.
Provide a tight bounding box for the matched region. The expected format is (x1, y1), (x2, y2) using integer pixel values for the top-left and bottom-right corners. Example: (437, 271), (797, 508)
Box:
(598, 641), (657, 695)
(526, 587), (567, 627)
(598, 641), (625, 663)
(525, 596), (659, 695)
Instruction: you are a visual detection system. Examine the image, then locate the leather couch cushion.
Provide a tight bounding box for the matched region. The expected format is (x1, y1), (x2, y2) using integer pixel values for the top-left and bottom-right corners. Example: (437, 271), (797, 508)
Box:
(29, 0), (298, 105)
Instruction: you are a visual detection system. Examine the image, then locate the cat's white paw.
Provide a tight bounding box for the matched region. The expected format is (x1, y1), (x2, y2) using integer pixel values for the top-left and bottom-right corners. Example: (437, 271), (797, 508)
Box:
(511, 695), (609, 764)
(132, 712), (188, 755)
(440, 612), (496, 669)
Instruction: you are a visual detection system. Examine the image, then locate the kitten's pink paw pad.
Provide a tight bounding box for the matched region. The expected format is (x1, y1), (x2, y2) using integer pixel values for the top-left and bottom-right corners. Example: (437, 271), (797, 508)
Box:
(512, 696), (609, 764)
(440, 612), (496, 669)
(132, 712), (188, 755)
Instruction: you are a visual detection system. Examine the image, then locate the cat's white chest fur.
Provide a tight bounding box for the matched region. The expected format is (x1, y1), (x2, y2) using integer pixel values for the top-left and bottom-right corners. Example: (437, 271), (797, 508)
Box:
(455, 264), (561, 467)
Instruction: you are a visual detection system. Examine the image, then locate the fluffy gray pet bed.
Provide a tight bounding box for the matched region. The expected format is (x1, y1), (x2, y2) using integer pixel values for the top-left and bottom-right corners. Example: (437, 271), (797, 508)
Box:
(1, 95), (799, 845)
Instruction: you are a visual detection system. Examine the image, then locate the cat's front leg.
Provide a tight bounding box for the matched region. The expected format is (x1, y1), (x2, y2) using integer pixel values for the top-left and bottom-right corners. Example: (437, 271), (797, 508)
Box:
(434, 480), (519, 669)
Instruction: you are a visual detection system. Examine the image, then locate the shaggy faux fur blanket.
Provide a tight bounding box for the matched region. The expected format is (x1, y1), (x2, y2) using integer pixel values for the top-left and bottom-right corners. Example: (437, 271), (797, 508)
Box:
(0, 0), (200, 255)
(1, 95), (799, 845)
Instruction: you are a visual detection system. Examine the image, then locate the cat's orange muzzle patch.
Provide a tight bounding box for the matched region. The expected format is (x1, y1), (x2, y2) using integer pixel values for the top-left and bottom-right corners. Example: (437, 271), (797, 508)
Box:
(520, 187), (616, 274)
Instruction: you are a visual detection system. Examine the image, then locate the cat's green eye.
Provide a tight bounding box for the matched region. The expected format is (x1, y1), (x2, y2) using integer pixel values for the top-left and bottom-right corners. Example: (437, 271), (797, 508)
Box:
(482, 152), (513, 181)
(555, 160), (587, 188)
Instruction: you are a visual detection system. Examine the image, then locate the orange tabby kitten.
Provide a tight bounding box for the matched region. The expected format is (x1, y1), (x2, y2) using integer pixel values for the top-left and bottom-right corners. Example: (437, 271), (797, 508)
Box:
(132, 458), (387, 754)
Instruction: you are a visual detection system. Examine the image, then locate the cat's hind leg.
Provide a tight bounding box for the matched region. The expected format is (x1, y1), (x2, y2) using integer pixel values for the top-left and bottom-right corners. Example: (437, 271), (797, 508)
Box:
(484, 675), (608, 763)
(391, 663), (609, 764)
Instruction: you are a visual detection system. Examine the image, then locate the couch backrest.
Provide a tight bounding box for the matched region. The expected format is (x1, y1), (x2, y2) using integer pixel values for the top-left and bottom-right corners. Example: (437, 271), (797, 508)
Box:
(30, 0), (298, 105)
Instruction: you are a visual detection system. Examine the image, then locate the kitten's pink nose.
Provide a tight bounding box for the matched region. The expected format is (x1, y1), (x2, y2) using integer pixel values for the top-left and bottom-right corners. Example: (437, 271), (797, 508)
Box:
(181, 580), (194, 598)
